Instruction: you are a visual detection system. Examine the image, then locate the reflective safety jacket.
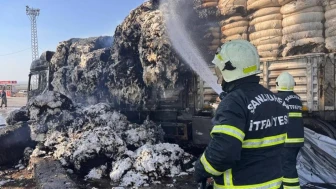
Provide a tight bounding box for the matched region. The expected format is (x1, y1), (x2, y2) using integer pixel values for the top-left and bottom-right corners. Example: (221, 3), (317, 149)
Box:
(194, 76), (289, 189)
(276, 91), (304, 147)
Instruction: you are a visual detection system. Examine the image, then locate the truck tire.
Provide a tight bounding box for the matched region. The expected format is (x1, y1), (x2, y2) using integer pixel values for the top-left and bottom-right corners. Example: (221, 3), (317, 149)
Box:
(286, 37), (324, 47)
(283, 22), (323, 35)
(325, 8), (336, 20)
(251, 36), (282, 46)
(282, 6), (324, 18)
(282, 30), (323, 43)
(257, 44), (280, 51)
(222, 26), (248, 36)
(249, 7), (281, 18)
(253, 20), (282, 31)
(326, 36), (336, 51)
(220, 16), (245, 25)
(325, 17), (336, 29)
(247, 0), (280, 11)
(249, 29), (282, 41)
(282, 12), (324, 27)
(280, 0), (322, 14)
(221, 21), (248, 30)
(250, 13), (282, 26)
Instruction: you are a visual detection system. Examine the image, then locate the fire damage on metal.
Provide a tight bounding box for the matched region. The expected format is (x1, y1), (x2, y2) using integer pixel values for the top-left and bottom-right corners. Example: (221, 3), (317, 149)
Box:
(1, 0), (336, 188)
(0, 1), (211, 188)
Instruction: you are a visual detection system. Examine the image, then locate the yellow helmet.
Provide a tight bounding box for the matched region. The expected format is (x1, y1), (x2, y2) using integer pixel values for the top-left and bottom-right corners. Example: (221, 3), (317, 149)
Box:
(212, 40), (261, 83)
(276, 71), (295, 91)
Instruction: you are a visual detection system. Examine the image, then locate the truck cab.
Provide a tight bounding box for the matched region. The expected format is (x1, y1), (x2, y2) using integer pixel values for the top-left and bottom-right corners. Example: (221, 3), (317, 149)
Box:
(28, 51), (54, 101)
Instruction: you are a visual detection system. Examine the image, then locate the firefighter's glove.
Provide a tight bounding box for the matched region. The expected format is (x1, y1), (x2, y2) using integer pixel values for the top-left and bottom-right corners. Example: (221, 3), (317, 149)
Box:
(193, 159), (211, 183)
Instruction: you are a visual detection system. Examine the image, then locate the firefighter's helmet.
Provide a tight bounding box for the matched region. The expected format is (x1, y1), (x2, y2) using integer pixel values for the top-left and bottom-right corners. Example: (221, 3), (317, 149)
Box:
(212, 39), (261, 83)
(276, 71), (295, 91)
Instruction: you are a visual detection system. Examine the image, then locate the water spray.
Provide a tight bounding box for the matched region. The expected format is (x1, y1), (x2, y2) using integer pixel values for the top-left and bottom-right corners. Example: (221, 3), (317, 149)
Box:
(160, 0), (222, 94)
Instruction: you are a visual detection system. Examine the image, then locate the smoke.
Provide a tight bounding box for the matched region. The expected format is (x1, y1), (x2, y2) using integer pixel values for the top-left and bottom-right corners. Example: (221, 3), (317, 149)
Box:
(159, 0), (222, 94)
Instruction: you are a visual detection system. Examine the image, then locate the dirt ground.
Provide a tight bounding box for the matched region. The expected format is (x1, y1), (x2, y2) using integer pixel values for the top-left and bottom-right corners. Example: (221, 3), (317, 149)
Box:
(0, 166), (35, 189)
(80, 175), (198, 189)
(0, 97), (27, 125)
(5, 97), (27, 108)
(0, 165), (198, 189)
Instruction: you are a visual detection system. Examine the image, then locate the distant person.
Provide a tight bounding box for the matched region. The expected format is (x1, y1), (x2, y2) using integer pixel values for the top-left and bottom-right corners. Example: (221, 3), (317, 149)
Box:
(276, 72), (304, 188)
(1, 89), (7, 108)
(194, 40), (288, 189)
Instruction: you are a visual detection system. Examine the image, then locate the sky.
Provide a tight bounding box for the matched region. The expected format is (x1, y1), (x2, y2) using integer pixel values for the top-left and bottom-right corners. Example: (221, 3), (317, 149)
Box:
(0, 0), (145, 82)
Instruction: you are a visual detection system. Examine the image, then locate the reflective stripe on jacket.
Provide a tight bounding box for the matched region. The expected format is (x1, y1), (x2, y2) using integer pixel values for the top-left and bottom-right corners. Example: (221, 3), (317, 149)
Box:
(276, 91), (304, 147)
(194, 76), (288, 188)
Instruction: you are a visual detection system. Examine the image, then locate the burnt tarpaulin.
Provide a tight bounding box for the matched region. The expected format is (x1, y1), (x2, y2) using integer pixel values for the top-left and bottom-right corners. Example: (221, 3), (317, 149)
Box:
(297, 128), (336, 185)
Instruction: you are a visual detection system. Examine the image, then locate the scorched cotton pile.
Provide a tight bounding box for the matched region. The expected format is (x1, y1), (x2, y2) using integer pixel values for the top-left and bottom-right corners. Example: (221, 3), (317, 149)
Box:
(27, 92), (193, 187)
(110, 143), (193, 187)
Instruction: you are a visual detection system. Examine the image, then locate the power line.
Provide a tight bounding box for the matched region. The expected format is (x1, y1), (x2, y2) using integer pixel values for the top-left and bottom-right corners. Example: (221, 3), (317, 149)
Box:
(0, 48), (31, 57)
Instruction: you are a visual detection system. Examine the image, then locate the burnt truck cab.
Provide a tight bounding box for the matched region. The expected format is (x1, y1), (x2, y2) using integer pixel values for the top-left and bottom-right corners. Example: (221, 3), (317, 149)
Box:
(28, 51), (55, 101)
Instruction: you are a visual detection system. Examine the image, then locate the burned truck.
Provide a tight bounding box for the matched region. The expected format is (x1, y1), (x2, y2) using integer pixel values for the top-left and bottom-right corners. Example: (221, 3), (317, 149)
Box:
(28, 51), (54, 100)
(26, 0), (336, 145)
(28, 51), (336, 146)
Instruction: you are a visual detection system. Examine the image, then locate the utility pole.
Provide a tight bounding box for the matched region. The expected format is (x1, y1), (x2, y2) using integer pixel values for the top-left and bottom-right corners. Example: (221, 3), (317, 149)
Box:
(26, 6), (40, 61)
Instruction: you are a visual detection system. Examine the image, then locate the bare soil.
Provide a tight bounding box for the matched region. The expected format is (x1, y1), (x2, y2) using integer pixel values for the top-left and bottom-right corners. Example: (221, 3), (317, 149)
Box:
(0, 165), (198, 189)
(77, 175), (198, 189)
(0, 97), (27, 126)
(0, 166), (35, 189)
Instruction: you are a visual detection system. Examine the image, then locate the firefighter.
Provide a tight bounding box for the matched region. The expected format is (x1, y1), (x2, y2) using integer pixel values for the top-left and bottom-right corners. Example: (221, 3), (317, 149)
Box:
(0, 89), (7, 108)
(194, 39), (289, 189)
(276, 72), (304, 189)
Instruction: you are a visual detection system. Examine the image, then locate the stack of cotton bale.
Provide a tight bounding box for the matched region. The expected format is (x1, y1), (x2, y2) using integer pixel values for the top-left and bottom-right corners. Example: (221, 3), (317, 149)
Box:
(247, 0), (281, 11)
(248, 1), (283, 58)
(193, 0), (219, 18)
(279, 0), (294, 5)
(324, 0), (336, 52)
(220, 16), (249, 43)
(199, 0), (218, 8)
(218, 0), (247, 16)
(192, 22), (221, 56)
(205, 25), (222, 52)
(219, 0), (248, 43)
(281, 0), (325, 56)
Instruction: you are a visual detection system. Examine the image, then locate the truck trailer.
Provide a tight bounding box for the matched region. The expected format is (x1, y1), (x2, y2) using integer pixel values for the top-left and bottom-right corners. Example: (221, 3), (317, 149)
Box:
(192, 53), (336, 144)
(27, 52), (336, 145)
